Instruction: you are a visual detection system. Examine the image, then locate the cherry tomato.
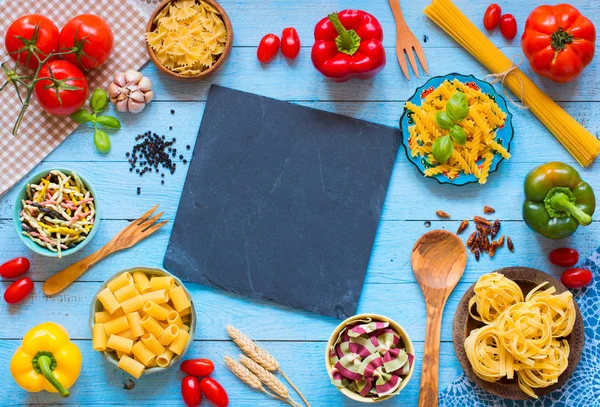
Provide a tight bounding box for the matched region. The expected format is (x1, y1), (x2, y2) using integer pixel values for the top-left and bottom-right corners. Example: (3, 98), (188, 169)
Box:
(499, 14), (517, 40)
(257, 33), (280, 63)
(181, 376), (202, 407)
(549, 248), (579, 267)
(483, 4), (502, 30)
(281, 27), (300, 59)
(4, 277), (34, 304)
(180, 358), (215, 376)
(34, 60), (88, 116)
(5, 15), (59, 70)
(200, 377), (229, 407)
(561, 268), (592, 289)
(0, 257), (31, 279)
(60, 14), (114, 70)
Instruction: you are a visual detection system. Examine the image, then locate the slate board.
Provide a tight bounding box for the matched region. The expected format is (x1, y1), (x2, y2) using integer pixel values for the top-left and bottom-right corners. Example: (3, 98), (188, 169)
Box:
(164, 85), (400, 318)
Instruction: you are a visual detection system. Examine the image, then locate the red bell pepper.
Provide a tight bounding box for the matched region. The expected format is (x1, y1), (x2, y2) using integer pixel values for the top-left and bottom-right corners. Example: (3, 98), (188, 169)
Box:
(311, 10), (386, 82)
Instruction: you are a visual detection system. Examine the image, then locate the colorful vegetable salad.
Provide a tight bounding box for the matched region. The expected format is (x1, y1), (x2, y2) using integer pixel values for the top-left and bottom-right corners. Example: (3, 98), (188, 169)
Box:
(20, 170), (96, 257)
(328, 318), (414, 398)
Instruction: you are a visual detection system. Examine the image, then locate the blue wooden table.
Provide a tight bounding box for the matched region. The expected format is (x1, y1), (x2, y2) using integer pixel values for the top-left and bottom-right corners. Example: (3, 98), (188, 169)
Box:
(1, 0), (599, 405)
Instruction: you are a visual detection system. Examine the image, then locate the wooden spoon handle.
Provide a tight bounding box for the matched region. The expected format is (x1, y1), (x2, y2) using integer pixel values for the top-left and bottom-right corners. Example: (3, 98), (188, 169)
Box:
(418, 303), (443, 407)
(43, 246), (116, 296)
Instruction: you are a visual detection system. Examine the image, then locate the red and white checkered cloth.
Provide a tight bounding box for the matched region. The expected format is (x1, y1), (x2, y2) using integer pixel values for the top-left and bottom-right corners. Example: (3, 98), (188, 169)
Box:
(0, 0), (149, 197)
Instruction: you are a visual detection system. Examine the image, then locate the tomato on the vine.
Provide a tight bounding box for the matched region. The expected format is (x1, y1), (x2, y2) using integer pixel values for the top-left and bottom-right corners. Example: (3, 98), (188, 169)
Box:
(59, 14), (114, 70)
(281, 27), (300, 59)
(499, 14), (517, 40)
(200, 378), (229, 407)
(561, 268), (592, 289)
(0, 257), (30, 279)
(257, 33), (280, 63)
(4, 277), (34, 304)
(34, 60), (88, 116)
(181, 376), (202, 407)
(5, 15), (59, 70)
(483, 4), (502, 30)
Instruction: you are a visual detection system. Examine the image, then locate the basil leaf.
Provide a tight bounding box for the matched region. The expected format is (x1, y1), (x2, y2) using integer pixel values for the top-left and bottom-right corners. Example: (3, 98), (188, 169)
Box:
(94, 129), (111, 153)
(446, 92), (469, 123)
(432, 135), (453, 164)
(90, 89), (109, 113)
(70, 109), (93, 123)
(96, 115), (121, 129)
(435, 111), (454, 130)
(450, 125), (467, 145)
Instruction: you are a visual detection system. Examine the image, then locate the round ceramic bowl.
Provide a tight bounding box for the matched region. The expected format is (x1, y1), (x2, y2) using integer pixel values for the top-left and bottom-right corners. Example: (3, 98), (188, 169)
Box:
(399, 73), (514, 186)
(146, 0), (233, 80)
(90, 267), (196, 375)
(13, 168), (100, 258)
(325, 313), (415, 403)
(453, 267), (584, 400)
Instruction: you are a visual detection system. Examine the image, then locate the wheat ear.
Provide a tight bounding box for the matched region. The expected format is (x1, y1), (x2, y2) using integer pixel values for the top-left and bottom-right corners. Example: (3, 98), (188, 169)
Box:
(226, 325), (311, 407)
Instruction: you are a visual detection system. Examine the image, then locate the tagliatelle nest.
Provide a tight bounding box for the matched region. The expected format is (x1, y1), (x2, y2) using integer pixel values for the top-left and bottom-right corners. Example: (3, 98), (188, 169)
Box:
(146, 0), (227, 75)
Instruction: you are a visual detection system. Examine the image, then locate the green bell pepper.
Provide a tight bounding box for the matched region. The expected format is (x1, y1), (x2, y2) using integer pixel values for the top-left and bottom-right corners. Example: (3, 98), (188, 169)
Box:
(523, 162), (595, 239)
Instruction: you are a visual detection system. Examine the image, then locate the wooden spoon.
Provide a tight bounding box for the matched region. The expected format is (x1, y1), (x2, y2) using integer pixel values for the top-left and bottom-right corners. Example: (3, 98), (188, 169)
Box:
(411, 230), (467, 407)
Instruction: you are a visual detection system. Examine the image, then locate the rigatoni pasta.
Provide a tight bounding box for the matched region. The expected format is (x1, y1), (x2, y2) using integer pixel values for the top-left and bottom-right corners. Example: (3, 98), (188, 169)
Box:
(92, 270), (194, 377)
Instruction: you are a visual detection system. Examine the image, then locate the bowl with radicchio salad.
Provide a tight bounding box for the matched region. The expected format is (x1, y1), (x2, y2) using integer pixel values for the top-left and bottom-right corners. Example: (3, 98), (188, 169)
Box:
(13, 168), (99, 258)
(325, 314), (415, 402)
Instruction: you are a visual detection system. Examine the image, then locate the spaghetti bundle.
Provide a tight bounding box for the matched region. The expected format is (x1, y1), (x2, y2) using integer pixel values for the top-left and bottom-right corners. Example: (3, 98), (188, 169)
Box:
(424, 0), (600, 167)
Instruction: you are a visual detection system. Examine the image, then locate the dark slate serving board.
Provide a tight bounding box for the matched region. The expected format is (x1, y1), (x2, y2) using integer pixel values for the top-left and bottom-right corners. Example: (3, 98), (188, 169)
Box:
(164, 85), (400, 318)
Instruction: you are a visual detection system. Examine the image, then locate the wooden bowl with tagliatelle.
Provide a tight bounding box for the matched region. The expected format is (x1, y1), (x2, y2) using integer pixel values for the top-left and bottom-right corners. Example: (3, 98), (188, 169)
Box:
(453, 267), (584, 400)
(145, 0), (233, 80)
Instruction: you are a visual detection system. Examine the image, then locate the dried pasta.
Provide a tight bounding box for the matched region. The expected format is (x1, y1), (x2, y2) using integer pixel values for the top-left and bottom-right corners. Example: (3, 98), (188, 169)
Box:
(406, 79), (510, 184)
(146, 0), (228, 76)
(92, 270), (194, 377)
(464, 273), (576, 398)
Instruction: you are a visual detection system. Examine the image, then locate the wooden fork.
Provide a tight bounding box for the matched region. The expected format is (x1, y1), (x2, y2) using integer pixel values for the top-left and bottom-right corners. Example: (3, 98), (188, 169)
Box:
(388, 0), (429, 79)
(43, 205), (168, 296)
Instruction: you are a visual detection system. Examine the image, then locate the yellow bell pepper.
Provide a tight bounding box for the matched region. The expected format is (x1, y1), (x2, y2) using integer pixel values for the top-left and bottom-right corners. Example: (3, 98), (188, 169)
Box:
(10, 322), (82, 397)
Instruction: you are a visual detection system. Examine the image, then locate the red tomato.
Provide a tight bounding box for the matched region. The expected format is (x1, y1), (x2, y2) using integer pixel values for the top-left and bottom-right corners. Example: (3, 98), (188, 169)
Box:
(521, 4), (596, 83)
(0, 257), (30, 279)
(549, 248), (579, 267)
(499, 14), (517, 40)
(257, 34), (280, 63)
(180, 359), (215, 376)
(5, 15), (59, 70)
(34, 60), (88, 116)
(561, 268), (592, 289)
(483, 4), (502, 30)
(200, 378), (229, 407)
(4, 277), (34, 304)
(181, 376), (202, 407)
(59, 14), (114, 69)
(281, 27), (300, 59)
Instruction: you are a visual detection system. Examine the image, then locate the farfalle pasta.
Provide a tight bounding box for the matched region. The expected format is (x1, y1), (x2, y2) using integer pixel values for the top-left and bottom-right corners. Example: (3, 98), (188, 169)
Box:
(328, 318), (414, 399)
(146, 0), (227, 75)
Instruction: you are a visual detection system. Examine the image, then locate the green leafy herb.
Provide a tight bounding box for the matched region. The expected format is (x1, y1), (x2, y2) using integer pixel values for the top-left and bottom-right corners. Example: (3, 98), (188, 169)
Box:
(432, 135), (453, 164)
(435, 111), (454, 130)
(450, 125), (466, 145)
(446, 92), (469, 122)
(70, 88), (121, 154)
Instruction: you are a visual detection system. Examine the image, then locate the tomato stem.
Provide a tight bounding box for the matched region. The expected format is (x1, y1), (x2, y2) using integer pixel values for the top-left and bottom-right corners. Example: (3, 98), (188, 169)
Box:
(551, 28), (574, 51)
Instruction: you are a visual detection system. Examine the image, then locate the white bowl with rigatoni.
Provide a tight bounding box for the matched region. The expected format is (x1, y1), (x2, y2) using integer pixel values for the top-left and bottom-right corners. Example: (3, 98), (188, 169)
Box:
(13, 168), (99, 258)
(325, 314), (416, 403)
(90, 267), (196, 377)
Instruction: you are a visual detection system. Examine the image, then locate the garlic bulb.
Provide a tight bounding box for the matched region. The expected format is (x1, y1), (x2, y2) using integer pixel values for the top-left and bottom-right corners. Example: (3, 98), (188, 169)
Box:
(107, 69), (154, 114)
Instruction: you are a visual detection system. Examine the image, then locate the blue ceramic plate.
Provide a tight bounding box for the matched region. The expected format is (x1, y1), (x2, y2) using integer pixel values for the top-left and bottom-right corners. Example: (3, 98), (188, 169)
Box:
(399, 73), (514, 186)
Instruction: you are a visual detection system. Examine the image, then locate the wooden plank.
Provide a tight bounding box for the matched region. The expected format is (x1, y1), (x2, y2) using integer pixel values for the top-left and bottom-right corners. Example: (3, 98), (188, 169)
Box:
(141, 48), (600, 102)
(0, 339), (461, 406)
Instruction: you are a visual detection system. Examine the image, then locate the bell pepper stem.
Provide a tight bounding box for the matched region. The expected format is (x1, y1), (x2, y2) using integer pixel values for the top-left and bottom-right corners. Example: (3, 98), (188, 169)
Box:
(550, 192), (592, 226)
(328, 13), (360, 56)
(37, 354), (70, 397)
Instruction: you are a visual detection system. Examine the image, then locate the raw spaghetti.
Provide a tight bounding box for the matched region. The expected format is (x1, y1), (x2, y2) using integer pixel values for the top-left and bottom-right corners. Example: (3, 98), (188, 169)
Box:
(424, 0), (600, 167)
(464, 273), (576, 398)
(405, 79), (510, 184)
(20, 170), (96, 258)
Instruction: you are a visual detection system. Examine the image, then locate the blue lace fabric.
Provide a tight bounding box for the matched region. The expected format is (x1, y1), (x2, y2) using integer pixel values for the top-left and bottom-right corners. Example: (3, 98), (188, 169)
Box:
(439, 248), (600, 407)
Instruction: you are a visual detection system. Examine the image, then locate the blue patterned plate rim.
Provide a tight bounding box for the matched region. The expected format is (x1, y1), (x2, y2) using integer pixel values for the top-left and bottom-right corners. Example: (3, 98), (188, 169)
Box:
(399, 73), (514, 186)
